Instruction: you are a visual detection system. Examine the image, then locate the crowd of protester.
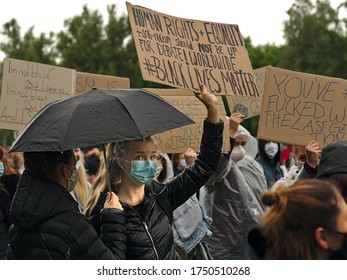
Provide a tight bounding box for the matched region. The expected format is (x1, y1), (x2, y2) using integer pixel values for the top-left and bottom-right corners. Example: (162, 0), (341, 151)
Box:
(1, 84), (347, 260)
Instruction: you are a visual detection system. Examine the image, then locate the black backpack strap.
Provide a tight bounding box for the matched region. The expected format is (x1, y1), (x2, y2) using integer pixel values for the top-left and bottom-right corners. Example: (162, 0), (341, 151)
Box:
(156, 193), (173, 225)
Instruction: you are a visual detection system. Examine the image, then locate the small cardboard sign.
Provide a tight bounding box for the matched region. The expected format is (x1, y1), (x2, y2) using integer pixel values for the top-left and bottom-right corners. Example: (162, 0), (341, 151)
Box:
(146, 88), (230, 153)
(258, 66), (347, 147)
(225, 66), (266, 118)
(75, 72), (130, 94)
(0, 58), (75, 131)
(127, 2), (258, 97)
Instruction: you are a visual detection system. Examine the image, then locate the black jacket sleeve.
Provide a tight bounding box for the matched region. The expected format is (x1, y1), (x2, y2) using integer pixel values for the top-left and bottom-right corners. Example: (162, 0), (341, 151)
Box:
(163, 119), (224, 210)
(70, 210), (126, 260)
(0, 209), (8, 259)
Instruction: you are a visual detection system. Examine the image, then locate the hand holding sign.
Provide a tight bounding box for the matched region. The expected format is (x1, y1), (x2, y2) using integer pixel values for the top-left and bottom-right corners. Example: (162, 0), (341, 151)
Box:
(148, 88), (230, 153)
(184, 147), (197, 166)
(228, 112), (244, 138)
(305, 140), (322, 168)
(194, 84), (219, 124)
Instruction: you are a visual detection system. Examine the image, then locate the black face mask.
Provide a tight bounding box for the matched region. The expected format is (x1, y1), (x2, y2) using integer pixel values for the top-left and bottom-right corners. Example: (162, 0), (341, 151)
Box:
(329, 231), (347, 260)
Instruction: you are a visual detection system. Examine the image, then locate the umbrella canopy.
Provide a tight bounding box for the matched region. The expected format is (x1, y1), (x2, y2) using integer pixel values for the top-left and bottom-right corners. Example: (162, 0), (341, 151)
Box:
(10, 88), (195, 152)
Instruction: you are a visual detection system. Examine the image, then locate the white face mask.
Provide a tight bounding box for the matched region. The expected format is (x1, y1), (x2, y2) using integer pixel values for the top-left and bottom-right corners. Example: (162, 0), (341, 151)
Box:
(179, 159), (187, 168)
(264, 142), (278, 159)
(231, 145), (246, 162)
(67, 168), (78, 192)
(76, 160), (81, 170)
(296, 161), (304, 171)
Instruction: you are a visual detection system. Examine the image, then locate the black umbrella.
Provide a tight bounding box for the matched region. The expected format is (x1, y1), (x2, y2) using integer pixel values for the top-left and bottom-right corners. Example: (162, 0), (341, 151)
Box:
(10, 88), (194, 152)
(10, 88), (194, 192)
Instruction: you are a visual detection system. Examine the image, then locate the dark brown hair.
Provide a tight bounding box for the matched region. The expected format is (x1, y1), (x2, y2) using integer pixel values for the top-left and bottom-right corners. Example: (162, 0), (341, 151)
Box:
(24, 150), (74, 179)
(260, 179), (341, 259)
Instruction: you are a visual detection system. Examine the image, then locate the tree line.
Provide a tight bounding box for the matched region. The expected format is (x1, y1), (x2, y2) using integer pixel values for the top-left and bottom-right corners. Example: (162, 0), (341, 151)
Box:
(1, 0), (347, 145)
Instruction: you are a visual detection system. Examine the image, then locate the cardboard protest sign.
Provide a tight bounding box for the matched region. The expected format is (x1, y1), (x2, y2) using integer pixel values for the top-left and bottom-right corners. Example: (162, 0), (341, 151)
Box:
(146, 88), (230, 153)
(75, 72), (130, 94)
(127, 2), (258, 97)
(258, 66), (347, 147)
(225, 66), (265, 118)
(0, 58), (75, 131)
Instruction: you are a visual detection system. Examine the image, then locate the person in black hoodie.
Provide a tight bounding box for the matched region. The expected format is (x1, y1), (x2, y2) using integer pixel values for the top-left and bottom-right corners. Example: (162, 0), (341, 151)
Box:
(315, 140), (347, 259)
(85, 84), (223, 260)
(8, 150), (126, 260)
(256, 140), (283, 188)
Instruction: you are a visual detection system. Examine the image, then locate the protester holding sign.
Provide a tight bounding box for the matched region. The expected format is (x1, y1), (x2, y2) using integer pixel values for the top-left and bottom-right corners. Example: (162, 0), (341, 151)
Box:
(200, 113), (266, 259)
(256, 140), (283, 188)
(271, 140), (322, 190)
(85, 84), (223, 260)
(171, 152), (187, 176)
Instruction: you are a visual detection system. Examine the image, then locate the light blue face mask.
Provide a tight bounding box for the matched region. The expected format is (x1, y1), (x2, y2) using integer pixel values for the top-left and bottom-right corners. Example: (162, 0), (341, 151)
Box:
(0, 162), (4, 176)
(126, 160), (157, 185)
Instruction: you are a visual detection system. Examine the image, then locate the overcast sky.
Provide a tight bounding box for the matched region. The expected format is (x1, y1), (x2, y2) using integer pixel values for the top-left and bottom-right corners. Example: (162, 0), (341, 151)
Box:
(0, 0), (344, 60)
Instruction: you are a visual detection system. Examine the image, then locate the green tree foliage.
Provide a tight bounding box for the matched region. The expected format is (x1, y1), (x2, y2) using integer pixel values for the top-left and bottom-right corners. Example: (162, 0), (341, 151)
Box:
(0, 20), (56, 147)
(56, 4), (158, 88)
(280, 0), (347, 78)
(244, 37), (281, 137)
(245, 36), (281, 69)
(4, 2), (347, 143)
(0, 19), (56, 64)
(56, 5), (109, 72)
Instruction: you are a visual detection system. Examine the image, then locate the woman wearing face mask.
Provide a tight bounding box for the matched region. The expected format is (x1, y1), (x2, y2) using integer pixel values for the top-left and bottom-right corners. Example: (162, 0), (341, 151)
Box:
(256, 179), (347, 259)
(171, 152), (187, 176)
(271, 140), (322, 191)
(199, 113), (267, 260)
(85, 84), (223, 260)
(232, 126), (268, 208)
(8, 150), (126, 259)
(256, 140), (283, 188)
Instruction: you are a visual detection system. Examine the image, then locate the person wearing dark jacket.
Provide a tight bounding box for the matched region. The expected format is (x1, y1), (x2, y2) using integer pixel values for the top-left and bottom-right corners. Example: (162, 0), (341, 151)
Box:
(314, 140), (347, 259)
(8, 150), (126, 260)
(85, 84), (223, 260)
(0, 174), (20, 259)
(256, 139), (283, 188)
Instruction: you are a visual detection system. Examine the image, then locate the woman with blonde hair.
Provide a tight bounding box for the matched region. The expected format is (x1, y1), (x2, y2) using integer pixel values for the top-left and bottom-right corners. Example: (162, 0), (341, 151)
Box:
(257, 179), (347, 259)
(71, 148), (91, 213)
(85, 84), (223, 260)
